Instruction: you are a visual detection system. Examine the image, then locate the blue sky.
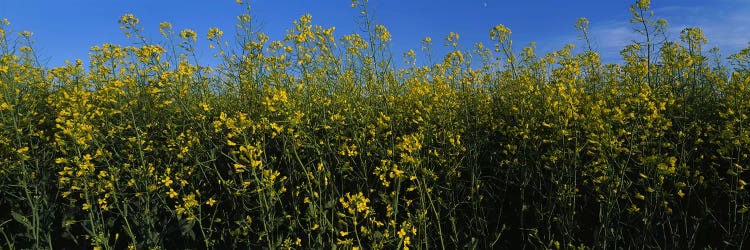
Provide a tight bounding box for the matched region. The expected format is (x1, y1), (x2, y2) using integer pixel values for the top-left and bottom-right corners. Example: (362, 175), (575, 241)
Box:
(1, 0), (748, 68)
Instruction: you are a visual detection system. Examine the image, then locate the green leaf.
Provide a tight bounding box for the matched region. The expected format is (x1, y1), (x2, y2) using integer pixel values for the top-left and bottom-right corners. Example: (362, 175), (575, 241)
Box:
(11, 211), (31, 230)
(738, 206), (749, 214)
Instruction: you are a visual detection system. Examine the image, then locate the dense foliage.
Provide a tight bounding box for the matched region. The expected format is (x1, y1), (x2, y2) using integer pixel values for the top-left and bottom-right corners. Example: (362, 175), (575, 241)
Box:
(2, 0), (750, 249)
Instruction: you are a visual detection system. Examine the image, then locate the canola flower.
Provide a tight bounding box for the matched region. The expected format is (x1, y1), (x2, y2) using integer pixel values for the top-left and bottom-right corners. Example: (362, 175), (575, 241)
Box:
(1, 1), (750, 249)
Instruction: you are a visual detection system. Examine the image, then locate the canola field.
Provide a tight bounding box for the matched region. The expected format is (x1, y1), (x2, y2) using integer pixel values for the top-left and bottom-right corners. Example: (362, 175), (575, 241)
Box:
(2, 0), (750, 249)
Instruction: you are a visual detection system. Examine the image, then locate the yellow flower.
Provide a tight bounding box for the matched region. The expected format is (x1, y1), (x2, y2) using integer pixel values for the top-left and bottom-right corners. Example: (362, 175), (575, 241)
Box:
(207, 27), (223, 40)
(375, 25), (391, 42)
(635, 193), (645, 200)
(490, 24), (511, 41)
(206, 197), (217, 207)
(82, 203), (91, 211)
(15, 147), (29, 154)
(180, 29), (197, 42)
(637, 0), (650, 9)
(159, 21), (172, 31)
(398, 228), (406, 238)
(168, 188), (178, 198)
(162, 176), (173, 187)
(234, 163), (247, 173)
(119, 14), (139, 26)
(628, 204), (640, 213)
(98, 198), (109, 211)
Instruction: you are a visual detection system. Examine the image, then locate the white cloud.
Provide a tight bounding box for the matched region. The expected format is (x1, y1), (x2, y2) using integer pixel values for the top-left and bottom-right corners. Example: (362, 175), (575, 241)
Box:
(658, 2), (750, 54)
(566, 2), (750, 63)
(590, 23), (639, 50)
(697, 13), (750, 51)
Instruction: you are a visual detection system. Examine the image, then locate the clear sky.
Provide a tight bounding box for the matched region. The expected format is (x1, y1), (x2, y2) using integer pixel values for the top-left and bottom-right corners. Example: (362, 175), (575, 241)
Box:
(1, 0), (748, 68)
